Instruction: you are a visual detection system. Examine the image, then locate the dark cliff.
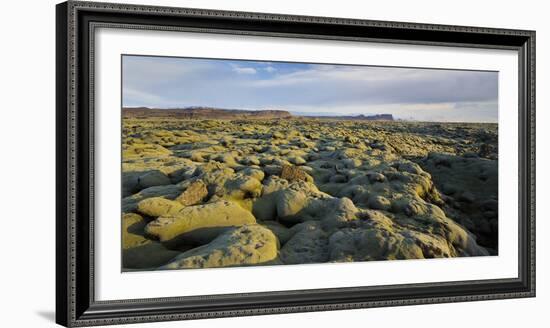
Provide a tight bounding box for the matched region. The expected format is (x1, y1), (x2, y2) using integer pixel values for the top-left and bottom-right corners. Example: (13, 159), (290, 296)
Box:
(123, 107), (293, 120)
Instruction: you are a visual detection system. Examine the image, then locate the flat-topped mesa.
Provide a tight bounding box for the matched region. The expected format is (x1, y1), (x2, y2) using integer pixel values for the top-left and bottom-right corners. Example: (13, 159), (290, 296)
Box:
(122, 107), (293, 120)
(355, 114), (394, 121)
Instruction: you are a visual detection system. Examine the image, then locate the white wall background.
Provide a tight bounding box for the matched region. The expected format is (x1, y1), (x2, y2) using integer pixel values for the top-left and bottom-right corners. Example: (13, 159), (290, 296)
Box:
(0, 0), (546, 327)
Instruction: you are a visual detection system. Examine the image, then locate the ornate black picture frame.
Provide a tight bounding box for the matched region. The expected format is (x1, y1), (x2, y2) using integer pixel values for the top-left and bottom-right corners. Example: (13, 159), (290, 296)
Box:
(56, 1), (535, 326)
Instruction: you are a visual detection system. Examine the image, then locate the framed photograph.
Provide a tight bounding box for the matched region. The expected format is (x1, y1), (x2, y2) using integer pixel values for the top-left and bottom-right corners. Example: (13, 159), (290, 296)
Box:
(56, 1), (535, 326)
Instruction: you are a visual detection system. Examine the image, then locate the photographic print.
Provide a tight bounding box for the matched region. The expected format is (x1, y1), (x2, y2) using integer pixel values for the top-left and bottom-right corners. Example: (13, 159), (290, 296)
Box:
(121, 55), (498, 271)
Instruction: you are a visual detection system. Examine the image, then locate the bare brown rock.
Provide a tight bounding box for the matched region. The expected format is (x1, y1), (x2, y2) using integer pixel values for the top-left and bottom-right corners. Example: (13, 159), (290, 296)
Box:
(280, 164), (313, 183)
(175, 180), (208, 206)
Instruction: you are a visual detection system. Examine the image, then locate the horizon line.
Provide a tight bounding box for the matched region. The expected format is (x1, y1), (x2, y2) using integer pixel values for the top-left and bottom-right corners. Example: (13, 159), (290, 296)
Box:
(122, 106), (497, 124)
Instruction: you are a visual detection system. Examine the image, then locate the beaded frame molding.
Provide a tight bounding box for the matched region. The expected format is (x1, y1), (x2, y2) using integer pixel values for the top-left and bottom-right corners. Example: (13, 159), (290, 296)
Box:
(56, 1), (535, 326)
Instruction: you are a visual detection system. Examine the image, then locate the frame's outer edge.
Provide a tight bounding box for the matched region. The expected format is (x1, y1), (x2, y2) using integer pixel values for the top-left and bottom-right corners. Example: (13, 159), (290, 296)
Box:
(55, 2), (69, 327)
(70, 0), (84, 325)
(56, 1), (536, 326)
(517, 30), (536, 298)
(71, 0), (534, 37)
(528, 31), (536, 296)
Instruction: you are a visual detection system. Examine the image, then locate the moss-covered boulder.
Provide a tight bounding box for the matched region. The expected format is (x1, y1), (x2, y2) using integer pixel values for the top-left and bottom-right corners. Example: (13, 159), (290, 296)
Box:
(123, 243), (181, 270)
(122, 213), (150, 250)
(121, 213), (181, 270)
(122, 184), (184, 213)
(123, 143), (171, 160)
(137, 197), (185, 217)
(145, 200), (256, 245)
(224, 174), (263, 199)
(160, 225), (278, 269)
(280, 221), (329, 264)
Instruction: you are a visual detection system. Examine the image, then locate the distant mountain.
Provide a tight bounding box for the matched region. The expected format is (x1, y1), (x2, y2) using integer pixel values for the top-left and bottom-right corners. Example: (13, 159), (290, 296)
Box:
(123, 107), (292, 120)
(123, 107), (393, 121)
(351, 114), (394, 121)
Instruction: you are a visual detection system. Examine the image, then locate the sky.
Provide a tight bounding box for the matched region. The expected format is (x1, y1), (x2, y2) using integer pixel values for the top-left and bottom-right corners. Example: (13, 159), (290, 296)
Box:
(122, 55), (498, 123)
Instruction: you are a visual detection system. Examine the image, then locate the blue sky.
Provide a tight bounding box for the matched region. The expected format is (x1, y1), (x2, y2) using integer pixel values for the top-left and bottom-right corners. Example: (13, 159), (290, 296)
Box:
(122, 55), (498, 122)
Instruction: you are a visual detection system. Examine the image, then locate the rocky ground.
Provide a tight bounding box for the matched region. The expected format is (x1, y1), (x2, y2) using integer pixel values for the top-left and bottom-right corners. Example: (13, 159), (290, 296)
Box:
(121, 117), (498, 271)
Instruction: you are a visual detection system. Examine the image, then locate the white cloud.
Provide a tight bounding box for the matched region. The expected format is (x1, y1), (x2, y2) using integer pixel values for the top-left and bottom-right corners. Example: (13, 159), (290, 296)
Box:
(253, 65), (487, 87)
(264, 66), (276, 73)
(246, 65), (497, 108)
(231, 65), (257, 75)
